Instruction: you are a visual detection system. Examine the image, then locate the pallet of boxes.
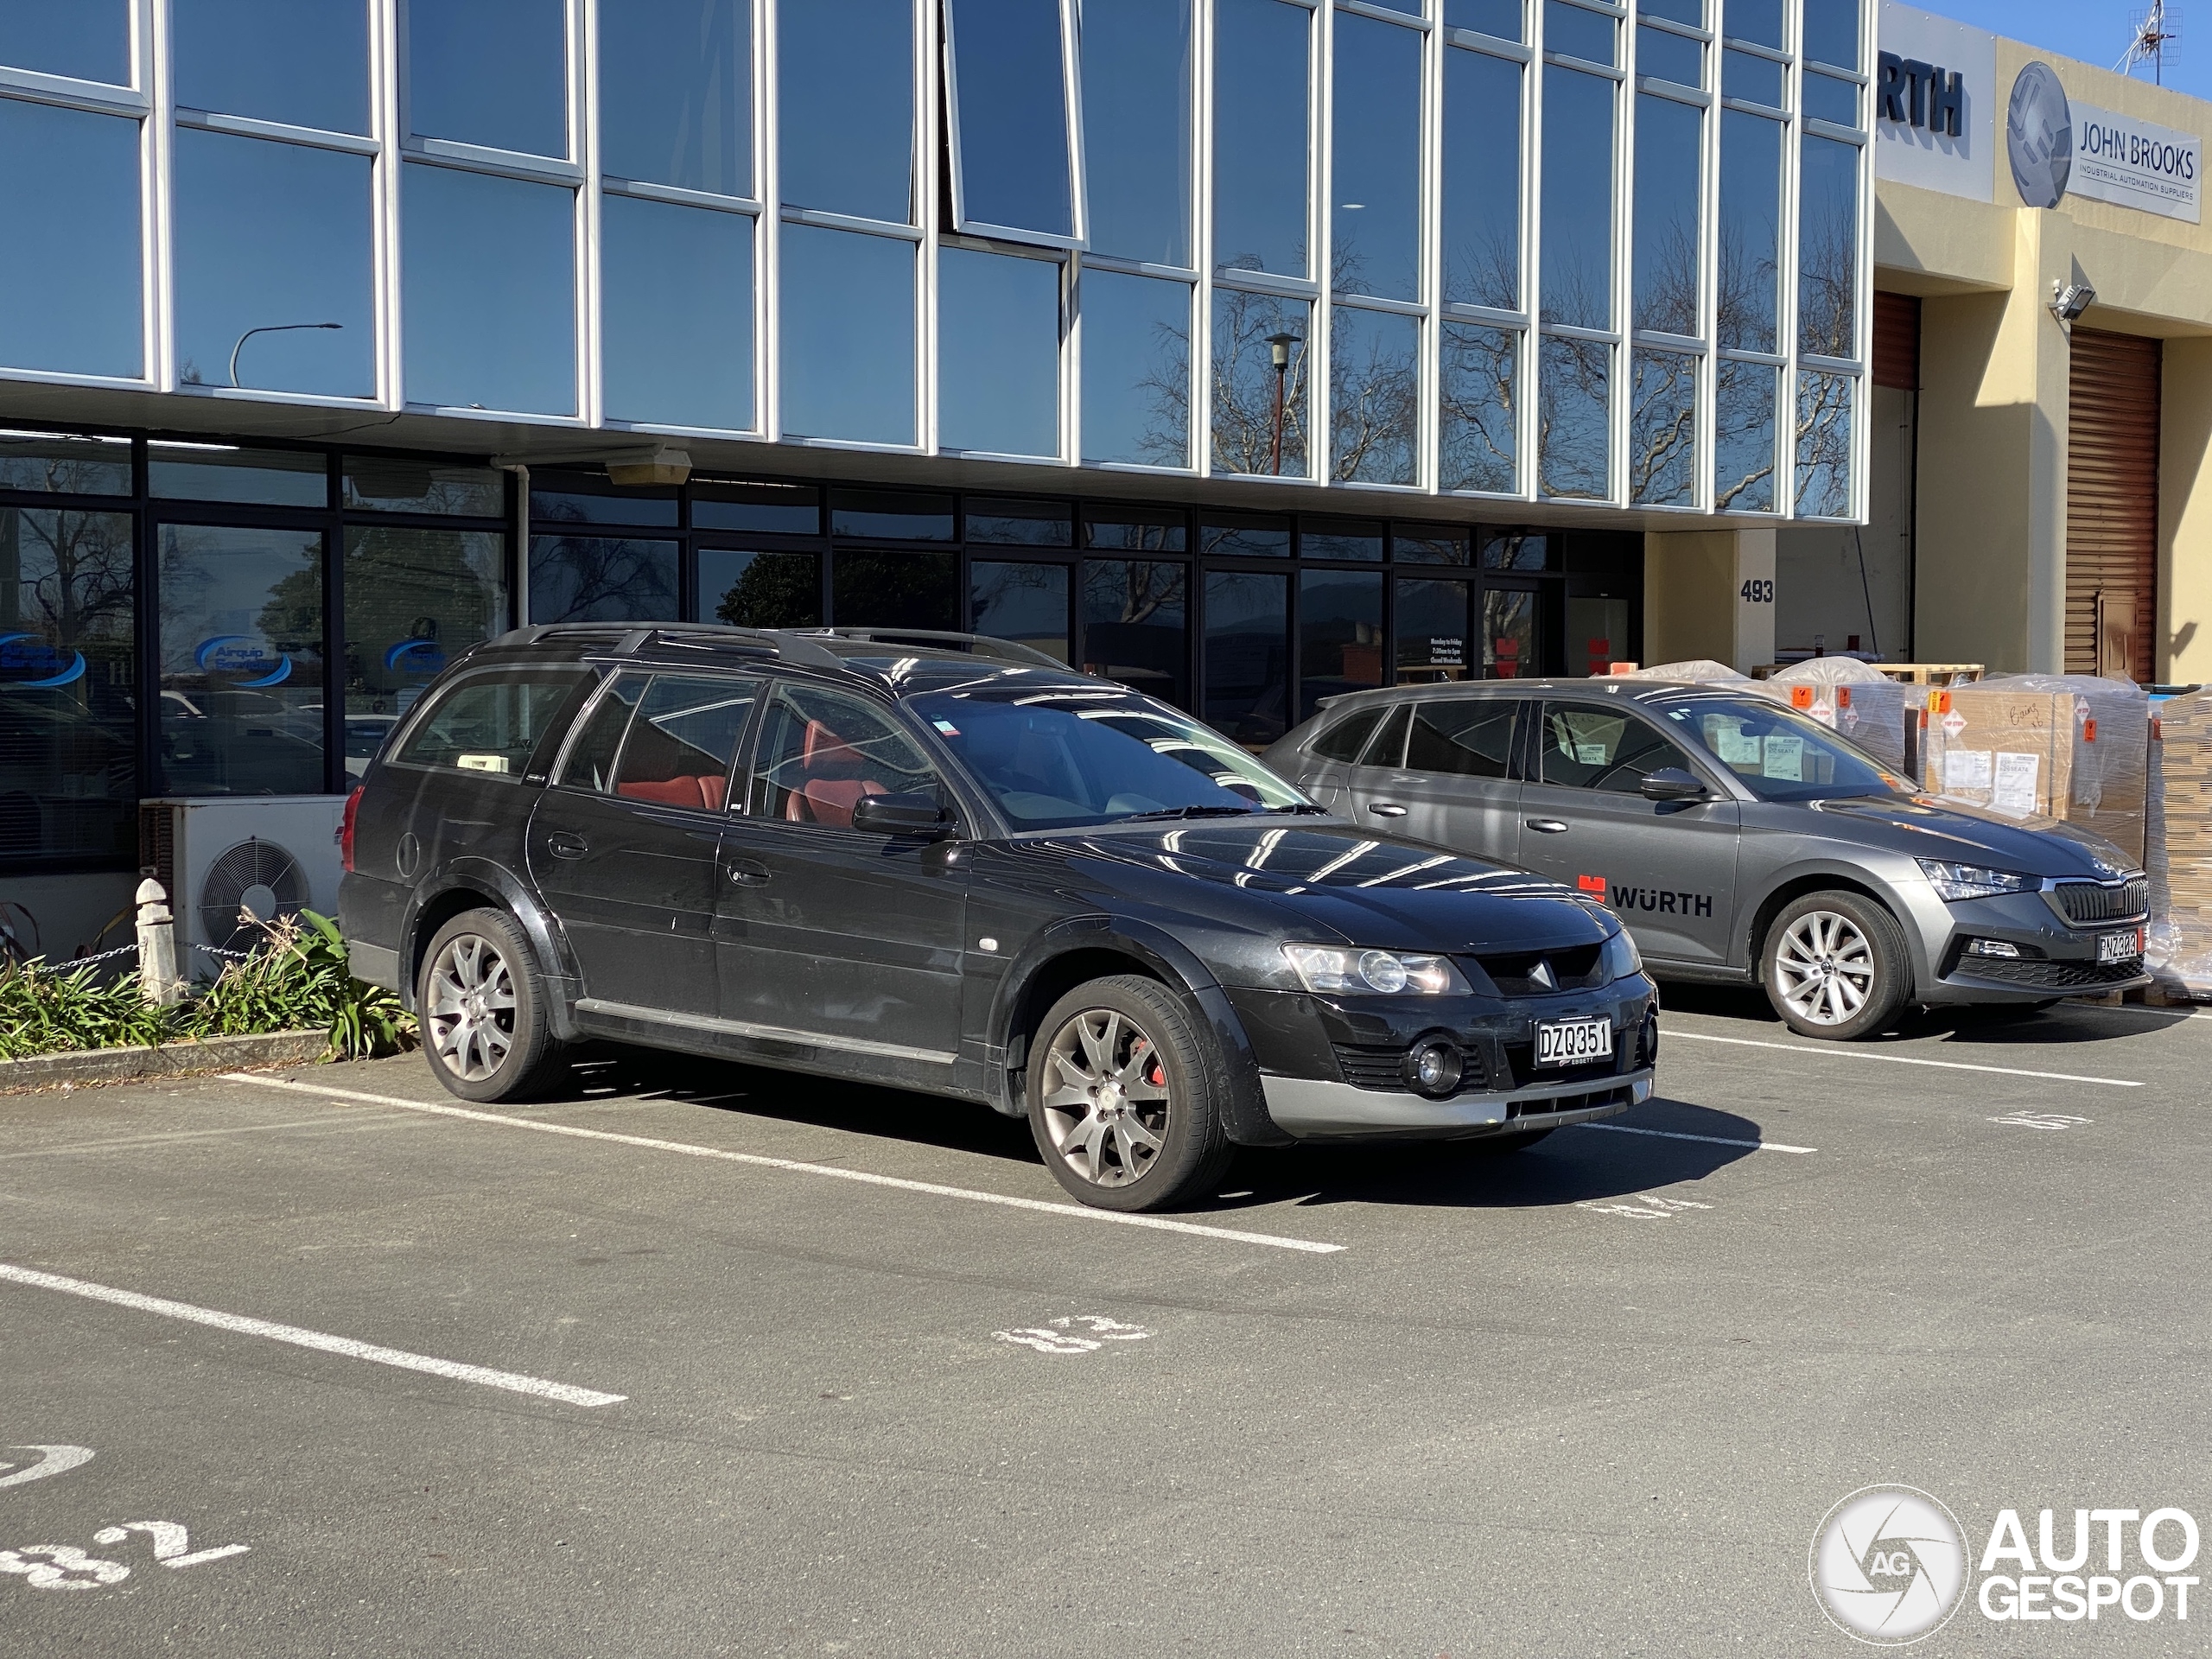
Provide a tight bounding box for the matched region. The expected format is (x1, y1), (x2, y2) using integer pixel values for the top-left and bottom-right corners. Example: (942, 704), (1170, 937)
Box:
(2148, 690), (2212, 1000)
(1754, 658), (1916, 779)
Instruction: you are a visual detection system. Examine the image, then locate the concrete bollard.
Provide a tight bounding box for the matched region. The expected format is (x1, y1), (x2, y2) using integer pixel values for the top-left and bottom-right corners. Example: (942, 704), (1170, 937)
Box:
(137, 878), (182, 1007)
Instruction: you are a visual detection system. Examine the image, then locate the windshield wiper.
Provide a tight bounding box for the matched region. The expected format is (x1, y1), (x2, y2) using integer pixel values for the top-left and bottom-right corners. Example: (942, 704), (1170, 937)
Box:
(1114, 804), (1267, 823)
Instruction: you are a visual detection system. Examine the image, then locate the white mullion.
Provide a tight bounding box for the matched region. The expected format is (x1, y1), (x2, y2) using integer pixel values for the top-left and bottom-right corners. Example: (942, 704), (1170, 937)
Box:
(145, 0), (171, 391)
(1696, 0), (1719, 512)
(1420, 3), (1441, 493)
(1062, 0), (1084, 467)
(1195, 0), (1216, 479)
(1852, 0), (1874, 523)
(1311, 0), (1331, 486)
(918, 0), (938, 456)
(579, 0), (601, 429)
(372, 0), (402, 410)
(1776, 11), (1799, 518)
(1611, 5), (1633, 506)
(1522, 0), (1543, 501)
(757, 0), (778, 441)
(1061, 0), (1087, 249)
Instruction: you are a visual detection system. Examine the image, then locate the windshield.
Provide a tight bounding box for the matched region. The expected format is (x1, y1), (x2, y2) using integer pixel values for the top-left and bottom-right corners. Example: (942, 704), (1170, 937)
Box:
(911, 686), (1311, 830)
(1655, 693), (1904, 802)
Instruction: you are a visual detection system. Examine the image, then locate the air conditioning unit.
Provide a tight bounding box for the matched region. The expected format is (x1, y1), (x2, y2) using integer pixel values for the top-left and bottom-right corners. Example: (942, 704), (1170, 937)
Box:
(137, 797), (349, 978)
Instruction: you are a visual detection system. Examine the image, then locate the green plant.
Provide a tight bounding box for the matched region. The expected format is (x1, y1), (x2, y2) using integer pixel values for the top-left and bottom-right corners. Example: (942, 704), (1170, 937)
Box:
(0, 958), (178, 1060)
(186, 912), (414, 1059)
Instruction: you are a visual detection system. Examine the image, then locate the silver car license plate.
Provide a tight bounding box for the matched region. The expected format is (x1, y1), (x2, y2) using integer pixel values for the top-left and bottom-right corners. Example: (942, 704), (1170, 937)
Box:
(2098, 926), (2144, 964)
(1535, 1017), (1613, 1066)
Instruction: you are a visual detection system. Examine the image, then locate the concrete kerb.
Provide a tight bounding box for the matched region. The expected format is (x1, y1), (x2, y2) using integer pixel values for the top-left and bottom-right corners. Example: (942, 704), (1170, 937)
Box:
(0, 1031), (335, 1094)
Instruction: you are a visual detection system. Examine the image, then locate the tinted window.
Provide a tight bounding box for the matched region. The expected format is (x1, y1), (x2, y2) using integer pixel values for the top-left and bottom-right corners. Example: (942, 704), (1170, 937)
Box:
(1310, 705), (1384, 763)
(395, 669), (583, 775)
(557, 675), (646, 790)
(1357, 701), (1411, 767)
(1408, 700), (1518, 779)
(609, 675), (757, 810)
(748, 684), (941, 826)
(598, 0), (751, 194)
(1657, 694), (1892, 801)
(1538, 703), (1694, 791)
(175, 0), (370, 132)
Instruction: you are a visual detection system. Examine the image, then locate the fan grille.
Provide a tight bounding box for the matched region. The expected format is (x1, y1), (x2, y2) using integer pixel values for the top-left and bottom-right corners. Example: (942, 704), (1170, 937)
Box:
(199, 837), (308, 947)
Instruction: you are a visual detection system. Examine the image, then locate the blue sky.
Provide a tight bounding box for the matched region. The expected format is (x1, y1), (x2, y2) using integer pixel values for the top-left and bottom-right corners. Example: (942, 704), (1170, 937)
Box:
(1918, 0), (2208, 103)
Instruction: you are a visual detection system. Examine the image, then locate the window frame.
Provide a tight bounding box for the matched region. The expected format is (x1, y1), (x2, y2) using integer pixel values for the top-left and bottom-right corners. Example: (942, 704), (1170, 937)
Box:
(941, 0), (1087, 251)
(385, 662), (590, 781)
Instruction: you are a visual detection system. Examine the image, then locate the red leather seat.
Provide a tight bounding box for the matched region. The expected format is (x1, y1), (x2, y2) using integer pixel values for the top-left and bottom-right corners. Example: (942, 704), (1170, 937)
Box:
(617, 773), (728, 810)
(784, 720), (886, 827)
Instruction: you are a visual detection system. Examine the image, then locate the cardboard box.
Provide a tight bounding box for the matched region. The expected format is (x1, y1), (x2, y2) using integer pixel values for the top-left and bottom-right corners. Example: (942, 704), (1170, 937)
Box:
(1756, 658), (1914, 776)
(1920, 677), (2149, 864)
(2148, 690), (2212, 997)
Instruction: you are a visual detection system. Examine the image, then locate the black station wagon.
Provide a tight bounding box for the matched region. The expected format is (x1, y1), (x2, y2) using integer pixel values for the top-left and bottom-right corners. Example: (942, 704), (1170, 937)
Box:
(339, 626), (1659, 1211)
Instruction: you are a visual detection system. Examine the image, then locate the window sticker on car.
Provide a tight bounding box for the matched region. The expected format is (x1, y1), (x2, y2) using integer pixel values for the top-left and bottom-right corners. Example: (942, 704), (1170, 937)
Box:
(1764, 734), (1804, 782)
(1575, 742), (1607, 764)
(932, 719), (961, 736)
(1714, 722), (1760, 766)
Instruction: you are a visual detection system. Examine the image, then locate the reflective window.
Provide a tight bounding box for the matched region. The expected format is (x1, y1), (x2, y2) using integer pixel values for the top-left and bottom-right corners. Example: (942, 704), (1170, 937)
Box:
(528, 535), (680, 622)
(598, 0), (751, 195)
(151, 444), (326, 506)
(1630, 349), (1696, 505)
(1201, 517), (1291, 557)
(1084, 560), (1188, 705)
(694, 483), (820, 536)
(0, 432), (131, 495)
(1395, 578), (1473, 681)
(967, 499), (1072, 546)
(1396, 526), (1472, 563)
(1717, 110), (1781, 352)
(1631, 93), (1700, 336)
(1713, 358), (1776, 511)
(779, 226), (915, 444)
(1804, 72), (1859, 128)
(0, 3), (128, 82)
(1484, 587), (1540, 676)
(1311, 703), (1385, 761)
(1482, 531), (1554, 569)
(533, 479), (680, 527)
(1802, 0), (1859, 68)
(0, 507), (136, 867)
(1636, 24), (1700, 87)
(1082, 0), (1192, 265)
(403, 164), (576, 414)
(601, 196), (754, 430)
(747, 682), (943, 823)
(1541, 66), (1613, 328)
(972, 561), (1071, 661)
(1796, 371), (1854, 517)
(1539, 702), (1694, 787)
(1720, 0), (1783, 50)
(1211, 291), (1311, 478)
(407, 0), (567, 156)
(1329, 306), (1419, 487)
(1332, 12), (1421, 302)
(832, 550), (958, 628)
(1300, 569), (1383, 721)
(343, 456), (505, 516)
(173, 130), (374, 398)
(1799, 135), (1859, 359)
(342, 527), (507, 771)
(1081, 270), (1190, 467)
(1440, 323), (1519, 493)
(1446, 0), (1522, 40)
(700, 548), (823, 626)
(611, 674), (756, 806)
(175, 0), (368, 131)
(830, 490), (952, 540)
(1442, 47), (1521, 310)
(1539, 334), (1610, 499)
(946, 0), (1072, 239)
(1640, 0), (1700, 24)
(1203, 569), (1288, 747)
(557, 673), (645, 791)
(1301, 520), (1382, 562)
(779, 0), (912, 221)
(1211, 0), (1310, 279)
(1722, 48), (1783, 107)
(157, 525), (326, 796)
(0, 101), (142, 378)
(1545, 1), (1616, 65)
(1085, 507), (1186, 553)
(939, 247), (1060, 457)
(393, 668), (580, 776)
(1408, 699), (1517, 775)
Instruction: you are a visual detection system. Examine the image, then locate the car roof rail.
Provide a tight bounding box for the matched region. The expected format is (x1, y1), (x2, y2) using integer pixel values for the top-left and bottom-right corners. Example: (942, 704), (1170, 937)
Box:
(803, 627), (1067, 670)
(492, 621), (842, 670)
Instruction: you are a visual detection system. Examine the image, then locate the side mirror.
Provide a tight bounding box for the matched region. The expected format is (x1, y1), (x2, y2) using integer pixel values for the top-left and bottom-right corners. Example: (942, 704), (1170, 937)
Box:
(1639, 767), (1710, 803)
(850, 791), (957, 838)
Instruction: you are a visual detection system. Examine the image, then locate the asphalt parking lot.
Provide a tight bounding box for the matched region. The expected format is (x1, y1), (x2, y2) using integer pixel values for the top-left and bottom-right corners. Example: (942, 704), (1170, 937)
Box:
(4, 990), (2211, 1656)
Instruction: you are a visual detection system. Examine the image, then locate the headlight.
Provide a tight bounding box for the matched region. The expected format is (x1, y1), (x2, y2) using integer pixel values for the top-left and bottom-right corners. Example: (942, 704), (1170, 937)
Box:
(1281, 944), (1470, 996)
(1600, 927), (1643, 982)
(1916, 859), (2039, 901)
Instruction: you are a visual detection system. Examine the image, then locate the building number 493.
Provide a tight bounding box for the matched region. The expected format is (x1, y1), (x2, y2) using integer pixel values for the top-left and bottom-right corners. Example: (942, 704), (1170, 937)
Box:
(1739, 579), (1776, 603)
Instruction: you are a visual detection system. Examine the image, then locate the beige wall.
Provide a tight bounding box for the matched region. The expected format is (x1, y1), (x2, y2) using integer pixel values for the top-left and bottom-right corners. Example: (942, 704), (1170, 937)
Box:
(1643, 529), (1775, 671)
(2163, 337), (2212, 680)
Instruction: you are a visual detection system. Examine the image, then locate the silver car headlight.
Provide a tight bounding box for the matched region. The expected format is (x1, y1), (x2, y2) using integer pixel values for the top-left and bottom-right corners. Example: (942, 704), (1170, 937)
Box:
(1916, 859), (2038, 902)
(1281, 944), (1471, 996)
(1600, 927), (1643, 982)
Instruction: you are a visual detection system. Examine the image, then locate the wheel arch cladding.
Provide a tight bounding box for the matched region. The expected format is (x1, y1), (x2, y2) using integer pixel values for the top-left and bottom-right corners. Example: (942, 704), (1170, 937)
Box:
(404, 870), (577, 1036)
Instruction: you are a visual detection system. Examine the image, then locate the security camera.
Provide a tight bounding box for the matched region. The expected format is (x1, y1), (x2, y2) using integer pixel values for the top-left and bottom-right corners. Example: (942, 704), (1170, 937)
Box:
(2051, 281), (2096, 323)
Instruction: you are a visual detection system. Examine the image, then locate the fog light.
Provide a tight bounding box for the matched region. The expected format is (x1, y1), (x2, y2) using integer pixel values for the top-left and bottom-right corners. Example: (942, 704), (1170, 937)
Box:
(1967, 938), (2024, 959)
(1403, 1036), (1465, 1099)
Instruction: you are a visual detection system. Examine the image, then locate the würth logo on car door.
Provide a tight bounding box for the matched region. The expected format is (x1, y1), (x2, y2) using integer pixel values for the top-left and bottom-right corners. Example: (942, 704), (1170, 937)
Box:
(1605, 885), (1715, 918)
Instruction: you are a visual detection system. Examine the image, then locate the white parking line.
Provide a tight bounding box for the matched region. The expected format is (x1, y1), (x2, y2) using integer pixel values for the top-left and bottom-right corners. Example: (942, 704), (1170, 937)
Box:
(1571, 1122), (1816, 1154)
(227, 1074), (1349, 1255)
(1665, 1030), (2144, 1087)
(0, 1263), (624, 1408)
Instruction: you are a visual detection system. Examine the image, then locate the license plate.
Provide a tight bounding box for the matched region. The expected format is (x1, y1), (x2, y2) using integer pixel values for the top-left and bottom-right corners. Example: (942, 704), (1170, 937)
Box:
(1535, 1017), (1613, 1066)
(2098, 927), (2145, 964)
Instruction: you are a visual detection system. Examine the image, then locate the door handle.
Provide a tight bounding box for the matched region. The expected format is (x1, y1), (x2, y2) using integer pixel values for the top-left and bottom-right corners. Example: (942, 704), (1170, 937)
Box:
(1367, 803), (1408, 818)
(726, 859), (771, 886)
(1525, 818), (1569, 834)
(545, 831), (589, 857)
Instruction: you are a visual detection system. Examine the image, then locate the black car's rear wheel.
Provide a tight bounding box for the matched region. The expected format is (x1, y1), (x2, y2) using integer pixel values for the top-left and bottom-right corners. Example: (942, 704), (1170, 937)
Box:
(1027, 976), (1233, 1211)
(1761, 892), (1911, 1040)
(419, 908), (565, 1102)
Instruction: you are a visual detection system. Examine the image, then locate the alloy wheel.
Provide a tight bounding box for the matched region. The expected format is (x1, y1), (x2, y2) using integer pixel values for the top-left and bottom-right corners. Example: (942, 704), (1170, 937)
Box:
(1772, 909), (1877, 1027)
(426, 933), (518, 1082)
(1039, 1007), (1171, 1187)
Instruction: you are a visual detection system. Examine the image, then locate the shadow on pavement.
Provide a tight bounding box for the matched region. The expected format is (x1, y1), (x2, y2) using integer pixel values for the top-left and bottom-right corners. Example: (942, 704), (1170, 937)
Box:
(1656, 977), (2191, 1052)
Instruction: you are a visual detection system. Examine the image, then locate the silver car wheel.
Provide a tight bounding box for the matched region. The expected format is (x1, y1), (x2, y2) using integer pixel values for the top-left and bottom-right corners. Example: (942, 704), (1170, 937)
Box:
(426, 932), (518, 1082)
(1039, 1007), (1171, 1188)
(1773, 909), (1876, 1027)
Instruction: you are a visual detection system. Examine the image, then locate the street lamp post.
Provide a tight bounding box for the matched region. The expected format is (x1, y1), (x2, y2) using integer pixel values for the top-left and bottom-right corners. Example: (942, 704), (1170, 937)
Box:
(1266, 332), (1301, 475)
(229, 322), (343, 389)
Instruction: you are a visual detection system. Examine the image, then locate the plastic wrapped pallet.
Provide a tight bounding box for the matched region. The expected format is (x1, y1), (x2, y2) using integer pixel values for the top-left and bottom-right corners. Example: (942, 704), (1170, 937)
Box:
(1920, 674), (2150, 863)
(1624, 660), (1749, 683)
(1757, 658), (1912, 775)
(2147, 690), (2212, 999)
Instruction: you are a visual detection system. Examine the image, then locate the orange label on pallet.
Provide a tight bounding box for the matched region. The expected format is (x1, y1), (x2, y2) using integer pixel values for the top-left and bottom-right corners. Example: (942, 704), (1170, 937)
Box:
(2083, 718), (2097, 743)
(1789, 685), (1816, 709)
(1837, 687), (1853, 709)
(1930, 690), (1952, 715)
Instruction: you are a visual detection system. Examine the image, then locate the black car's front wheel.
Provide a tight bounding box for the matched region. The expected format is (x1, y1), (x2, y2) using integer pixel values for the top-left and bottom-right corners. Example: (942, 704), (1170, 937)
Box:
(1027, 976), (1234, 1211)
(1761, 891), (1911, 1040)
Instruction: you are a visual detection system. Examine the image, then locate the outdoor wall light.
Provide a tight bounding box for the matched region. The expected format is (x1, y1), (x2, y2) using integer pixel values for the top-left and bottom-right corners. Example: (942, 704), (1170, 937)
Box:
(2050, 280), (2097, 325)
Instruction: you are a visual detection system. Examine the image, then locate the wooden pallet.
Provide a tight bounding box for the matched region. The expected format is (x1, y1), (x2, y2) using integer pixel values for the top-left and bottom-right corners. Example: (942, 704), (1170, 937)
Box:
(1874, 664), (1985, 686)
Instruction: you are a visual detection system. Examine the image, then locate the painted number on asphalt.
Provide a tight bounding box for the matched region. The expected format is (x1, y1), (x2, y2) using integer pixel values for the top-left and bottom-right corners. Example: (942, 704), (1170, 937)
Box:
(1578, 1194), (1715, 1221)
(993, 1315), (1153, 1354)
(0, 1522), (249, 1590)
(1989, 1110), (2094, 1131)
(0, 1446), (93, 1489)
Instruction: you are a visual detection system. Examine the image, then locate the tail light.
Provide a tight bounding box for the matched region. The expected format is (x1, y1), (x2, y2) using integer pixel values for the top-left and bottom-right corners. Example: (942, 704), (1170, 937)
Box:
(339, 786), (363, 874)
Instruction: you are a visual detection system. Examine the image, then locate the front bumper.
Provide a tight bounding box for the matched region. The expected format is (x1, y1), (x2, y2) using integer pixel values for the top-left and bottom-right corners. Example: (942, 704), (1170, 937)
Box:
(1260, 1071), (1652, 1139)
(1915, 884), (2152, 1004)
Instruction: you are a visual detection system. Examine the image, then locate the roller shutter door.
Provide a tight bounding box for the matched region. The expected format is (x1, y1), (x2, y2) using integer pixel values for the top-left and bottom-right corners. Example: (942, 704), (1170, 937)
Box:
(2066, 327), (2160, 682)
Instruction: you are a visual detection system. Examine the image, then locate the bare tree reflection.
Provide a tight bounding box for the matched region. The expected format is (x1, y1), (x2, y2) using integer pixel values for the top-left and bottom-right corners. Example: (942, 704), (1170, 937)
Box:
(1208, 283), (1311, 477)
